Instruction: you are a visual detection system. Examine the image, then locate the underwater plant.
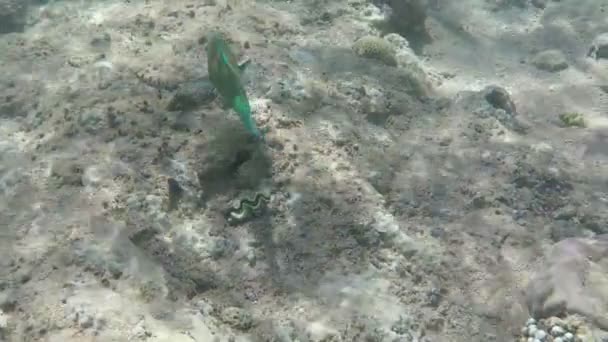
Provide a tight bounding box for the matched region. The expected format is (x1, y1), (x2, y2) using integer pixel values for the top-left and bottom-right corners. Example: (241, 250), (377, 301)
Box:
(559, 112), (586, 128)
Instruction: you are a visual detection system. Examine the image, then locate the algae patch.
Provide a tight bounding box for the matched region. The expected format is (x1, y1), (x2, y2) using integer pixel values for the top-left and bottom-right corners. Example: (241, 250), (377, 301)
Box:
(559, 112), (586, 128)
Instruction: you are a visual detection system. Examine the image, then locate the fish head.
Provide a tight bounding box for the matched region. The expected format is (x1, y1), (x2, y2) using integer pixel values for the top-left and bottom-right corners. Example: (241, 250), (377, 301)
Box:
(205, 31), (224, 56)
(206, 31), (239, 71)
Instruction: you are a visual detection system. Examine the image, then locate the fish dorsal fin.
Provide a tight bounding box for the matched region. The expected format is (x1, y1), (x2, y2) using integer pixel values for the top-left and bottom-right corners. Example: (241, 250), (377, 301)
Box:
(238, 58), (251, 71)
(219, 51), (236, 72)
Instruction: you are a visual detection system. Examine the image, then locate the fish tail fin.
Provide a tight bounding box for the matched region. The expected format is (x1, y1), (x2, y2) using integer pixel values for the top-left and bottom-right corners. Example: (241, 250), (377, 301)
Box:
(233, 95), (262, 138)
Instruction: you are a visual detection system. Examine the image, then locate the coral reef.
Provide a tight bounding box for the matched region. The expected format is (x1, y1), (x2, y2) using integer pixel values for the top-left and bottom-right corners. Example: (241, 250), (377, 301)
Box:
(0, 0), (607, 341)
(352, 35), (398, 66)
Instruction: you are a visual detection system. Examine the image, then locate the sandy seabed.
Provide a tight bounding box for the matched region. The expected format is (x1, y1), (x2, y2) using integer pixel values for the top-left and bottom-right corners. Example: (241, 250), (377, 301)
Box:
(1, 0), (608, 341)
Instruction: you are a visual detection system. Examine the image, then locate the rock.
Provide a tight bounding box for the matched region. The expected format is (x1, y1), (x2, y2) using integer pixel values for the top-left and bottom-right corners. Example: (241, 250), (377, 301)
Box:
(531, 0), (547, 9)
(550, 220), (582, 242)
(426, 287), (442, 307)
(254, 319), (306, 342)
(78, 108), (106, 134)
(196, 299), (215, 317)
(82, 166), (105, 188)
(194, 121), (264, 196)
(220, 307), (254, 331)
(384, 33), (411, 51)
(167, 177), (183, 211)
(391, 315), (414, 335)
(0, 0), (28, 33)
(297, 46), (431, 98)
(272, 326), (294, 342)
(51, 158), (85, 187)
(484, 85), (516, 114)
(67, 55), (97, 68)
(490, 0), (527, 10)
(452, 86), (527, 133)
(429, 226), (445, 238)
(535, 329), (547, 340)
(246, 249), (256, 267)
(0, 81), (31, 119)
(93, 61), (116, 90)
(399, 62), (431, 98)
(129, 320), (151, 339)
(551, 325), (565, 336)
(0, 311), (7, 330)
(381, 0), (428, 36)
(392, 335), (415, 342)
(588, 33), (608, 60)
(526, 235), (608, 330)
(362, 86), (390, 125)
(531, 50), (568, 72)
(233, 150), (273, 189)
(66, 304), (101, 331)
(208, 238), (237, 260)
(0, 291), (17, 312)
(90, 32), (112, 51)
(167, 78), (216, 112)
(384, 33), (421, 65)
(364, 326), (388, 342)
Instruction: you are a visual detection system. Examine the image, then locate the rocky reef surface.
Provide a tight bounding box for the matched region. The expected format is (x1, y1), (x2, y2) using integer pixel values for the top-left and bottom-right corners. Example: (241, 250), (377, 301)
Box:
(1, 0), (608, 341)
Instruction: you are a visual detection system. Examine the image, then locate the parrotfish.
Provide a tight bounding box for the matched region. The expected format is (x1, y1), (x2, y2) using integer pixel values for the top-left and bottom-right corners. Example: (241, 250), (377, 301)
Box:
(206, 31), (262, 140)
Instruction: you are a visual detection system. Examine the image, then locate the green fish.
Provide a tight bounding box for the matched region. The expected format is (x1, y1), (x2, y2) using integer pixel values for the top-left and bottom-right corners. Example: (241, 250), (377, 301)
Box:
(206, 31), (262, 140)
